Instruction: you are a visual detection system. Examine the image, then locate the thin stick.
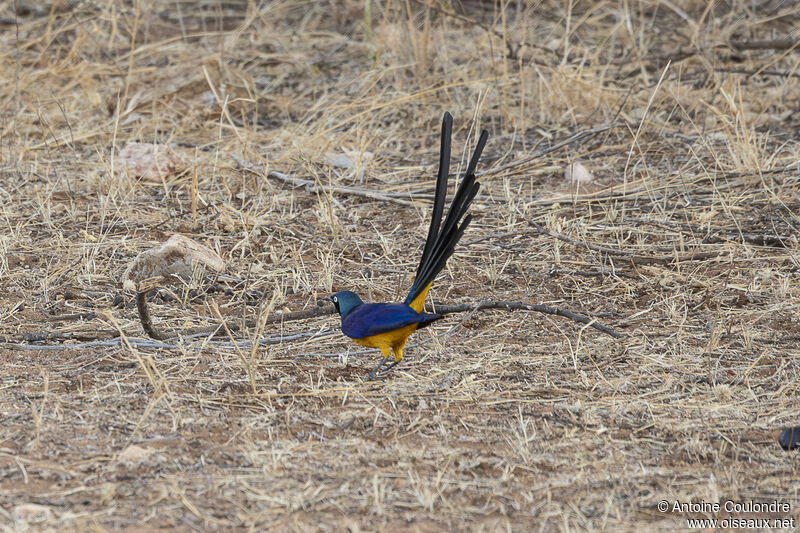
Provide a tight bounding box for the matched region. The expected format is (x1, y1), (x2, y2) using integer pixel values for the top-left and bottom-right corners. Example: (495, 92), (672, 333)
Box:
(230, 154), (416, 207)
(431, 300), (623, 338)
(528, 220), (727, 265)
(3, 331), (335, 352)
(612, 39), (800, 65)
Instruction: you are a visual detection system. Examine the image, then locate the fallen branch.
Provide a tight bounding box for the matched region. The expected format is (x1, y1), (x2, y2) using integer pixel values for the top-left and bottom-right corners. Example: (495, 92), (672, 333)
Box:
(17, 302), (343, 344)
(614, 39), (800, 66)
(176, 298), (622, 339)
(19, 294), (622, 347)
(528, 220), (727, 265)
(230, 154), (416, 207)
(22, 329), (117, 342)
(3, 331), (335, 352)
(430, 300), (623, 338)
(172, 304), (337, 339)
(4, 338), (177, 351)
(44, 312), (98, 322)
(715, 67), (800, 80)
(728, 39), (800, 52)
(632, 218), (791, 248)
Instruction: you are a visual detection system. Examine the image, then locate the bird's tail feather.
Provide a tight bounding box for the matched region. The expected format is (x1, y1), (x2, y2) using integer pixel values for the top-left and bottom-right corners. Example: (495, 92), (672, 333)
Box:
(416, 112), (451, 275)
(406, 116), (488, 311)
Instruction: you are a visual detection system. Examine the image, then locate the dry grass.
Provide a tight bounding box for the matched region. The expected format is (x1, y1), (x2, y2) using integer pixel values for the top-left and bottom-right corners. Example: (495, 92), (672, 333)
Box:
(1, 0), (800, 530)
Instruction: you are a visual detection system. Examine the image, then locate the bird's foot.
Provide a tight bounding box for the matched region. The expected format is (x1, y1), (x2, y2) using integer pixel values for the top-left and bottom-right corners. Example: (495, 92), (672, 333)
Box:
(380, 360), (401, 374)
(365, 358), (402, 381)
(365, 357), (391, 381)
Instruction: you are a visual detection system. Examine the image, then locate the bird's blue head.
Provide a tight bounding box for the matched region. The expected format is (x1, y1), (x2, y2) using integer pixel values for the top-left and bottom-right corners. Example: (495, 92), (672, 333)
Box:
(324, 290), (364, 319)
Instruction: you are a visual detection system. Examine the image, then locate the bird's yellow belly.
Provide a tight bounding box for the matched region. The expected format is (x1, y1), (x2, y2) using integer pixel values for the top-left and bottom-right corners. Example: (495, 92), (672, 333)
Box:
(353, 323), (419, 356)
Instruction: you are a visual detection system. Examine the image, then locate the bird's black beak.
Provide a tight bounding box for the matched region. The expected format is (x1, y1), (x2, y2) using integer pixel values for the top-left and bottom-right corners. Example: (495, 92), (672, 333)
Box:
(318, 295), (334, 307)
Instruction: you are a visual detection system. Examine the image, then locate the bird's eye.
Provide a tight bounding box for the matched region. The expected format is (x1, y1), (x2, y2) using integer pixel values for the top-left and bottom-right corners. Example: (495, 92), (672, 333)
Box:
(333, 296), (338, 303)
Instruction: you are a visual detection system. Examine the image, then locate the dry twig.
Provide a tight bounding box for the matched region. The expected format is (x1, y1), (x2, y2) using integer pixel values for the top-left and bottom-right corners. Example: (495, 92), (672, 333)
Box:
(230, 153), (417, 206)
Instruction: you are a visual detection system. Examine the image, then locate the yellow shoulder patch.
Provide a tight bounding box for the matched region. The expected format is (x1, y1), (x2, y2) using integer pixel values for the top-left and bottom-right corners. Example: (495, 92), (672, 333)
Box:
(408, 281), (433, 313)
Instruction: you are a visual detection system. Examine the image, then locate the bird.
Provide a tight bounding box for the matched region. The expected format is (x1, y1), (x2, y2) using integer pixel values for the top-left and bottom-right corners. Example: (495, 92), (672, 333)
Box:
(324, 112), (488, 380)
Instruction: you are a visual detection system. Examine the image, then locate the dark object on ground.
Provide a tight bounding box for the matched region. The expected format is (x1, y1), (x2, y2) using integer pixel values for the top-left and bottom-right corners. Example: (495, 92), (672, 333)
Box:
(778, 427), (800, 450)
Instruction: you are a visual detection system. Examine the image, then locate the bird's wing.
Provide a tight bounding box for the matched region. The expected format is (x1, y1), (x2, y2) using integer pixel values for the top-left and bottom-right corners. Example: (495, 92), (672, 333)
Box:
(341, 303), (434, 339)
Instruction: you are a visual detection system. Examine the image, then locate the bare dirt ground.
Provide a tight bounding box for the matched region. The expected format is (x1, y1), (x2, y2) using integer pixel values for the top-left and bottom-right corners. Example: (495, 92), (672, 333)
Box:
(1, 0), (800, 531)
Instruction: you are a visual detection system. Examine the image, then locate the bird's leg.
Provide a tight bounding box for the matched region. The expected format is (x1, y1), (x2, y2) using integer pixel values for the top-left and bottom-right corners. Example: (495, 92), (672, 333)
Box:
(365, 358), (390, 381)
(366, 349), (392, 381)
(378, 344), (405, 375)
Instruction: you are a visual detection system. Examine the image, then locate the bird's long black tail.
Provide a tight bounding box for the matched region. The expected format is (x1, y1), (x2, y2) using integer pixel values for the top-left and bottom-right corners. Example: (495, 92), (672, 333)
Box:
(405, 112), (488, 311)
